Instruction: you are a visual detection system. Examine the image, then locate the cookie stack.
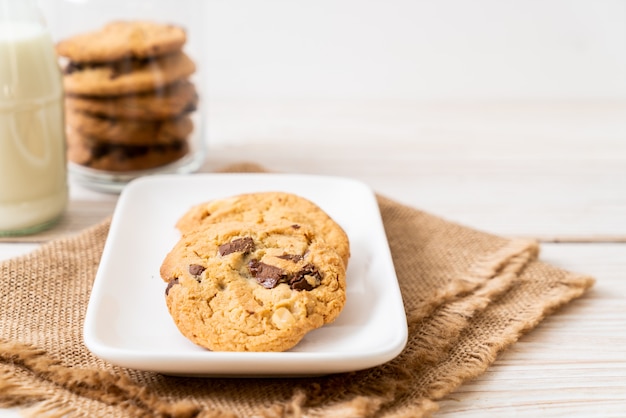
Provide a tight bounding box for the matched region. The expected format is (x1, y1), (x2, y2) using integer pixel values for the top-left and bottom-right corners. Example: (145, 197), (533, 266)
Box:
(56, 21), (199, 172)
(160, 192), (351, 352)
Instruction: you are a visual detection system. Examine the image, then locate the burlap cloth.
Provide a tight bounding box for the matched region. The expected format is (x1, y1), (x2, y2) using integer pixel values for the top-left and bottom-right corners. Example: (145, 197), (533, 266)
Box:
(0, 163), (594, 417)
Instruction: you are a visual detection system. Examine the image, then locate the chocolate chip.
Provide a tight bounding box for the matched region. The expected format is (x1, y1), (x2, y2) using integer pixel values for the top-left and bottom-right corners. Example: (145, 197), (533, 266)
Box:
(291, 224), (301, 229)
(256, 276), (281, 289)
(219, 237), (255, 256)
(182, 102), (197, 113)
(276, 254), (303, 263)
(188, 264), (205, 277)
(289, 264), (322, 291)
(63, 61), (85, 75)
(109, 59), (135, 80)
(165, 278), (179, 296)
(248, 259), (286, 289)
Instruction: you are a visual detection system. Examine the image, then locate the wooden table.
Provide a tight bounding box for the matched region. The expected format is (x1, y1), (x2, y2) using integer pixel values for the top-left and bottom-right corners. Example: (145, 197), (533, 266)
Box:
(1, 100), (625, 416)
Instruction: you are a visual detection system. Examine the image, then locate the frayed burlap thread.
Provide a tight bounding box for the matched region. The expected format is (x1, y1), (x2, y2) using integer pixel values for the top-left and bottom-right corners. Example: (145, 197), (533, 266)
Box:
(0, 164), (594, 417)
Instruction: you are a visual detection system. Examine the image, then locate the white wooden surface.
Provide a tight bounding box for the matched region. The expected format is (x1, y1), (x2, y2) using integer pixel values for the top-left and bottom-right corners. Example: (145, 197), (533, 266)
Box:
(1, 100), (625, 416)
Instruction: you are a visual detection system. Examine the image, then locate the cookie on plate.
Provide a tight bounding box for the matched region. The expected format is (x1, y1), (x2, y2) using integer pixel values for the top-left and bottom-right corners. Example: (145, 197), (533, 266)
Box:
(62, 51), (196, 97)
(160, 220), (347, 352)
(175, 192), (351, 267)
(64, 80), (198, 120)
(56, 20), (187, 63)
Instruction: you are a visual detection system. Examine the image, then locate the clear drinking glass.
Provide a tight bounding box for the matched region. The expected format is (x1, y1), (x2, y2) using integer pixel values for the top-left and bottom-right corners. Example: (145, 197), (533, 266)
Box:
(40, 0), (207, 192)
(0, 0), (68, 236)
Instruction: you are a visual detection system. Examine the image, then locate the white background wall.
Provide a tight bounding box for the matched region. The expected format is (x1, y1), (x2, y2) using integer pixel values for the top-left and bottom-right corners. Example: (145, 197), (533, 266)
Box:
(201, 0), (626, 101)
(40, 0), (626, 149)
(41, 0), (626, 101)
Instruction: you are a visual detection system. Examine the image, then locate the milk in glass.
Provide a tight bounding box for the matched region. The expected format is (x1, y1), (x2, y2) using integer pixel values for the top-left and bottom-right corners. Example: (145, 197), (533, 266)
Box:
(0, 2), (68, 236)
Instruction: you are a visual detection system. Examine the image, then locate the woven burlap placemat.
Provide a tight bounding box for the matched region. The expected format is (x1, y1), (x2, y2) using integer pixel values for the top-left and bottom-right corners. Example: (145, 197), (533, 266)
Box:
(0, 163), (594, 417)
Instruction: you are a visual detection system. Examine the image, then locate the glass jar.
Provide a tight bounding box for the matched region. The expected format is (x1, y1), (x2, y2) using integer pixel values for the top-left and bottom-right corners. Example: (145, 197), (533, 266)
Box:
(0, 0), (68, 236)
(40, 0), (207, 192)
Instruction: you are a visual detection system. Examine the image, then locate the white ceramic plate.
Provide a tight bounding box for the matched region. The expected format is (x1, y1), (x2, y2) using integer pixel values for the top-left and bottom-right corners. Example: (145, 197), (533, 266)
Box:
(84, 173), (407, 376)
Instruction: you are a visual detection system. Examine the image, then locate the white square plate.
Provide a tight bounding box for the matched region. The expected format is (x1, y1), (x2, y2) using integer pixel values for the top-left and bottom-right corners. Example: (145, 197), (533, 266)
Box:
(84, 173), (408, 376)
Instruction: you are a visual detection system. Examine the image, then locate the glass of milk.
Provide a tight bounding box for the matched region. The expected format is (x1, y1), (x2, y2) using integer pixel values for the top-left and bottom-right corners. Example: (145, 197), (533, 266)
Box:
(0, 0), (68, 236)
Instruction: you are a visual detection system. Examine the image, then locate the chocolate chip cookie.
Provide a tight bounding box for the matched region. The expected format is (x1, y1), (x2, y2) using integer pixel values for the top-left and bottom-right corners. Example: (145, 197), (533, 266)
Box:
(66, 128), (188, 172)
(160, 220), (347, 352)
(62, 51), (196, 97)
(64, 80), (198, 120)
(175, 192), (351, 267)
(66, 110), (193, 145)
(56, 20), (187, 63)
